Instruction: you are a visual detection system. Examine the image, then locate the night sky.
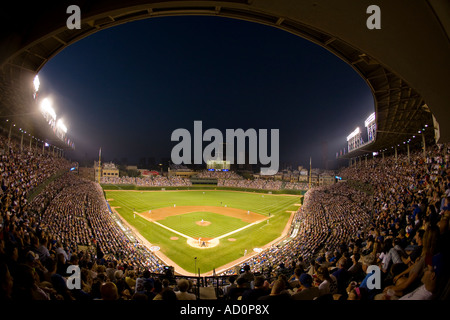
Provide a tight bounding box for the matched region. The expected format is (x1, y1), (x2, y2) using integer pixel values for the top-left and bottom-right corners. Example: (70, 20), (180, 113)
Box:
(38, 15), (374, 170)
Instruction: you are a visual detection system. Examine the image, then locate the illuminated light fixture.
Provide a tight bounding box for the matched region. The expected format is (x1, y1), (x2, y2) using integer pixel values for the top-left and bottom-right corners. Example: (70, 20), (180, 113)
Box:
(424, 124), (428, 128)
(364, 112), (376, 127)
(56, 119), (67, 133)
(33, 75), (40, 92)
(40, 98), (56, 120)
(418, 130), (421, 133)
(347, 127), (360, 141)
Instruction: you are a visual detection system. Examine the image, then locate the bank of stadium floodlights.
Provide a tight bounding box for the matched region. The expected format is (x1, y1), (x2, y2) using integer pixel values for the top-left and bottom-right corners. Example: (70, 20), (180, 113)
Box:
(33, 75), (74, 150)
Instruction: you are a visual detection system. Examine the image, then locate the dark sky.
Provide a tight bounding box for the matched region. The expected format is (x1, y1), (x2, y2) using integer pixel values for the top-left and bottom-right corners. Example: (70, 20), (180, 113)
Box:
(38, 15), (374, 170)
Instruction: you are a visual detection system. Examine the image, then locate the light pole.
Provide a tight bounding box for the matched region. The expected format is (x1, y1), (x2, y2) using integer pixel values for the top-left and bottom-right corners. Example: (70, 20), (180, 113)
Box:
(194, 257), (197, 275)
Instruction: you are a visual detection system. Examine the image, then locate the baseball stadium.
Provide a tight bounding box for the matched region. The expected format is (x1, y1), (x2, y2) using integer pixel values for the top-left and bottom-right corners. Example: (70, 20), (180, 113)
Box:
(0, 0), (449, 315)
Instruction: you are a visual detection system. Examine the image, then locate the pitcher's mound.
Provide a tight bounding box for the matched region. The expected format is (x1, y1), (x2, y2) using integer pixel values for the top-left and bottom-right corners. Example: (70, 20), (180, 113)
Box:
(196, 220), (211, 226)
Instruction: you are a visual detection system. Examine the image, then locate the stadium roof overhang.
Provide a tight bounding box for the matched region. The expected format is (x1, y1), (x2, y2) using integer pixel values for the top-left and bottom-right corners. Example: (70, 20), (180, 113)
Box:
(0, 0), (449, 152)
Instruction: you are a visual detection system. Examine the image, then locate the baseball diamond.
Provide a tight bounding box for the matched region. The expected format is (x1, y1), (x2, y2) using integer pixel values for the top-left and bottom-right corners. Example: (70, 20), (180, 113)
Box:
(106, 190), (301, 275)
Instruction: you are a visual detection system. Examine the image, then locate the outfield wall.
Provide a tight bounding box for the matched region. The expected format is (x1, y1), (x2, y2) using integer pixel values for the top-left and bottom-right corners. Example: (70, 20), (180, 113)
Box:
(100, 184), (305, 196)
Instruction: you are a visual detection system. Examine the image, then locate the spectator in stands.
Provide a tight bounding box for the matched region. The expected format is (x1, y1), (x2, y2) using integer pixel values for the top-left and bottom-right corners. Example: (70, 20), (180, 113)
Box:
(396, 253), (444, 300)
(382, 225), (440, 298)
(237, 264), (254, 287)
(175, 279), (196, 300)
(288, 267), (304, 287)
(222, 275), (236, 298)
(348, 253), (364, 281)
(161, 288), (177, 301)
(258, 280), (291, 301)
(332, 257), (351, 295)
(241, 276), (270, 301)
(291, 273), (320, 300)
(227, 277), (248, 300)
(100, 282), (119, 300)
(346, 282), (367, 301)
(316, 265), (338, 297)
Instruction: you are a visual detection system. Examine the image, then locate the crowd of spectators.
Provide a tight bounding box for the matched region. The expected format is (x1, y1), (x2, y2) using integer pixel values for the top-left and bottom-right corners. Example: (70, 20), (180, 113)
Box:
(100, 175), (192, 187)
(216, 145), (449, 301)
(197, 170), (243, 180)
(219, 182), (372, 276)
(284, 182), (310, 190)
(218, 178), (283, 190)
(0, 167), (170, 300)
(0, 132), (173, 300)
(218, 178), (309, 191)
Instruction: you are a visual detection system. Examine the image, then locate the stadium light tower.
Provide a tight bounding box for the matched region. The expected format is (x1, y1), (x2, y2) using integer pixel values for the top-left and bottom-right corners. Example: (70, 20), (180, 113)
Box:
(347, 127), (362, 152)
(33, 75), (40, 91)
(56, 118), (67, 133)
(365, 112), (376, 143)
(33, 75), (40, 98)
(40, 98), (56, 121)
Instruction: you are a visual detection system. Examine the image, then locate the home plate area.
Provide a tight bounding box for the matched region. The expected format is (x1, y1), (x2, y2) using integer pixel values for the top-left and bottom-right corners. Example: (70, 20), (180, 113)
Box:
(187, 237), (220, 249)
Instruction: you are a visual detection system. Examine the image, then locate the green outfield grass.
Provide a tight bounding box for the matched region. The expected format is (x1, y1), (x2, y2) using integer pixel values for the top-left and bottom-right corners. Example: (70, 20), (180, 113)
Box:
(104, 190), (302, 274)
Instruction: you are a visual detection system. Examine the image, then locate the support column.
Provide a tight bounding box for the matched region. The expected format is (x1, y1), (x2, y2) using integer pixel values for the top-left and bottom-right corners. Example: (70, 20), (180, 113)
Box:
(407, 143), (410, 164)
(395, 146), (398, 162)
(8, 122), (12, 145)
(422, 133), (426, 159)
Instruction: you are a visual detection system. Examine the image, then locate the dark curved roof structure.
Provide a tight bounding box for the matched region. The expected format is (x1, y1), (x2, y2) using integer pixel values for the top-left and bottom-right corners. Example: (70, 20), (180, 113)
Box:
(0, 0), (449, 152)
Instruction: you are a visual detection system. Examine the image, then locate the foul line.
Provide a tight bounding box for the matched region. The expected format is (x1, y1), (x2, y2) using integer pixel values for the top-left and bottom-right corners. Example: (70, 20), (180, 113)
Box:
(141, 213), (273, 242)
(144, 217), (194, 241)
(215, 216), (274, 240)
